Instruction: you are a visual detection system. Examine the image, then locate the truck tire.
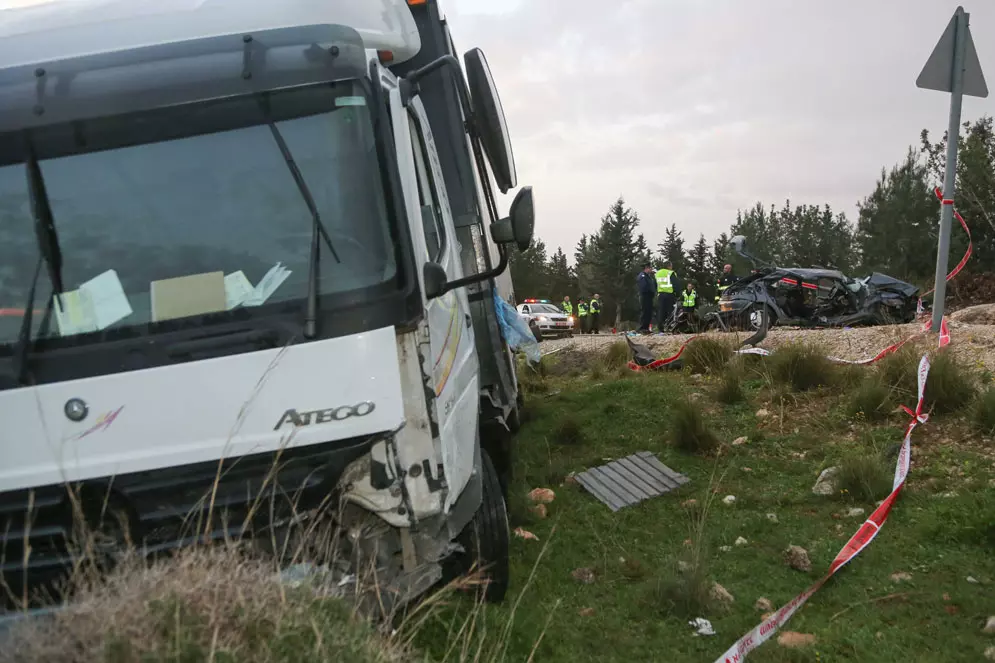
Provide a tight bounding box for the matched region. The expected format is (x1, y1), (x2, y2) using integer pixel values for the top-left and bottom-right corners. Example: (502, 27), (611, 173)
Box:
(529, 321), (542, 344)
(448, 449), (510, 602)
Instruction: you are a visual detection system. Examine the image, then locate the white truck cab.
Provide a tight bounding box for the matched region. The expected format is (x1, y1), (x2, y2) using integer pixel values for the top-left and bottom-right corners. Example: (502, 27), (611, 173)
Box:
(0, 0), (533, 615)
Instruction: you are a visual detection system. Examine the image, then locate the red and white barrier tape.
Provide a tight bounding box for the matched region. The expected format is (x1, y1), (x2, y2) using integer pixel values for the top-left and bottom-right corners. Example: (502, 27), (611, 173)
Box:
(713, 331), (947, 662)
(917, 187), (973, 316)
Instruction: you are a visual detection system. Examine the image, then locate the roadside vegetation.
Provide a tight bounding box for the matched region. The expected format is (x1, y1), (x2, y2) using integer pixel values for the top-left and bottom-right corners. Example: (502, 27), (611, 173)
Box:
(5, 337), (994, 662)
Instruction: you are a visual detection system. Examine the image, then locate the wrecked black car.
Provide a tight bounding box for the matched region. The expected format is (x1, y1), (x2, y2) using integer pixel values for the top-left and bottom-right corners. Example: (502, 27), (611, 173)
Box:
(714, 236), (921, 331)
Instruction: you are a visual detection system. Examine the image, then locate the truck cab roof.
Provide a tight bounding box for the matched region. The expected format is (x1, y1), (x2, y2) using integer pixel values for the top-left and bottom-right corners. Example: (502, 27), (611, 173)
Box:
(0, 0), (421, 68)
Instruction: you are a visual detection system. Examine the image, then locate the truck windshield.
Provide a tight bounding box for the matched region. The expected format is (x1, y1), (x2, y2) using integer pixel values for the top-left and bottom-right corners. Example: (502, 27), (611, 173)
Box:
(0, 80), (395, 347)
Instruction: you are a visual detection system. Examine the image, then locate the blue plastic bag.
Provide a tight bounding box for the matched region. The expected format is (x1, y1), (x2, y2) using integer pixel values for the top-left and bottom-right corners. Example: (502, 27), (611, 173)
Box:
(493, 291), (541, 364)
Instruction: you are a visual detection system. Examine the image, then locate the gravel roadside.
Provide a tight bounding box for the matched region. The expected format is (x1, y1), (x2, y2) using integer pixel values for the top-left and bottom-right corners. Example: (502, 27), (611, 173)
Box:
(538, 321), (995, 371)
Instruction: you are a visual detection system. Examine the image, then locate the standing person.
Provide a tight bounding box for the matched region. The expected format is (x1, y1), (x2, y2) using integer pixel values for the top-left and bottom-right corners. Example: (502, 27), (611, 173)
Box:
(655, 261), (677, 331)
(636, 262), (656, 334)
(714, 264), (736, 302)
(577, 297), (589, 334)
(561, 295), (573, 316)
(682, 282), (698, 315)
(589, 294), (602, 334)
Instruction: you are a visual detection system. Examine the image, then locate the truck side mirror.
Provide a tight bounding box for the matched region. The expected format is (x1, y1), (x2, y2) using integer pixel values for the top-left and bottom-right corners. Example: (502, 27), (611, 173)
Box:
(463, 48), (517, 195)
(489, 186), (534, 251)
(423, 261), (449, 300)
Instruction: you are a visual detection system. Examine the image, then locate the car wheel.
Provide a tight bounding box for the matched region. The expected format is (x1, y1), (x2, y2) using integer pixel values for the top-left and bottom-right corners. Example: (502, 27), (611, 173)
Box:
(746, 304), (771, 332)
(450, 449), (510, 602)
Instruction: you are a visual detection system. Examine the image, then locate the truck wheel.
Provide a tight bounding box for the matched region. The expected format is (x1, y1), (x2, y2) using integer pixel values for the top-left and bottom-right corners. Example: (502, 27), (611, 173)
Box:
(450, 449), (510, 602)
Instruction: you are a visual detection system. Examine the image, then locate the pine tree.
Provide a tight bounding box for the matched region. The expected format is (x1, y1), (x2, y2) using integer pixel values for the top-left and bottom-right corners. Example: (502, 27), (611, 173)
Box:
(508, 238), (549, 300)
(546, 247), (575, 303)
(856, 149), (939, 283)
(687, 234), (712, 299)
(658, 223), (686, 276)
(589, 197), (645, 327)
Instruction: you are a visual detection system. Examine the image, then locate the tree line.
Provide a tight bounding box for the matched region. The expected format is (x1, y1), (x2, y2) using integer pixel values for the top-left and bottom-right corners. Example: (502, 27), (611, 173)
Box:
(509, 116), (995, 327)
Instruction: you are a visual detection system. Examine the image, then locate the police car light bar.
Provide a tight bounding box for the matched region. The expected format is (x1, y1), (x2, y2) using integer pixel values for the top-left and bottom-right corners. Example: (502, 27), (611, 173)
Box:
(523, 299), (551, 304)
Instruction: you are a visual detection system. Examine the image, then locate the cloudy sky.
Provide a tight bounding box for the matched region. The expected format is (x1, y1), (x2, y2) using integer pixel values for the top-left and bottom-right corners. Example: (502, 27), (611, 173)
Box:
(444, 0), (995, 260)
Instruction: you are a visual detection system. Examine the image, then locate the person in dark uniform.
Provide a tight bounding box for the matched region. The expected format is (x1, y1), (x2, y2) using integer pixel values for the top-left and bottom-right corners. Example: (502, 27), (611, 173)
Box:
(714, 264), (737, 302)
(637, 263), (656, 333)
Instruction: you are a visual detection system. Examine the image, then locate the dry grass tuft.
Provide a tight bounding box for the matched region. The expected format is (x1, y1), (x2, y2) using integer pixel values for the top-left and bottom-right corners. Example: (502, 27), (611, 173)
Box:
(682, 336), (734, 375)
(1, 548), (414, 663)
(836, 453), (892, 503)
(669, 398), (719, 455)
(923, 349), (977, 414)
(766, 342), (838, 392)
(846, 376), (893, 422)
(971, 386), (995, 436)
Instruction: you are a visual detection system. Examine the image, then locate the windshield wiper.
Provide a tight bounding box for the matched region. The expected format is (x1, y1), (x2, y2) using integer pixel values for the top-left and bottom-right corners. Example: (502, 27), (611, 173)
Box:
(4, 144), (64, 387)
(264, 119), (340, 340)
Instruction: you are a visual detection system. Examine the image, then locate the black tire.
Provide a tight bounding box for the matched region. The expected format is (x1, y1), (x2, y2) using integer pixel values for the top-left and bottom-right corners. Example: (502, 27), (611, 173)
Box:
(744, 304), (771, 332)
(451, 449), (510, 602)
(529, 322), (542, 344)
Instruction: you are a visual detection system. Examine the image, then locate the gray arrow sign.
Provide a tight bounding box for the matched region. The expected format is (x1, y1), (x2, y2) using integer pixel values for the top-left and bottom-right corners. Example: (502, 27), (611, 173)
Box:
(917, 7), (987, 333)
(917, 8), (988, 98)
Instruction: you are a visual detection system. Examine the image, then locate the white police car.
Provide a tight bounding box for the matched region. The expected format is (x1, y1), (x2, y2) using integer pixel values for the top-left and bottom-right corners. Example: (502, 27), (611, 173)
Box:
(516, 299), (574, 341)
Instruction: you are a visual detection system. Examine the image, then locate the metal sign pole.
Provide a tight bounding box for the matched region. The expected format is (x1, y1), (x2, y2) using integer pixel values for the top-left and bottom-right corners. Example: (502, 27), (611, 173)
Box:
(930, 8), (967, 333)
(916, 6), (987, 332)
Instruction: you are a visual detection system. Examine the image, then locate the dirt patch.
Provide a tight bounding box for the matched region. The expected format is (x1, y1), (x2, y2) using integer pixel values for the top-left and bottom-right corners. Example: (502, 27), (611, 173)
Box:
(950, 304), (995, 325)
(539, 322), (995, 372)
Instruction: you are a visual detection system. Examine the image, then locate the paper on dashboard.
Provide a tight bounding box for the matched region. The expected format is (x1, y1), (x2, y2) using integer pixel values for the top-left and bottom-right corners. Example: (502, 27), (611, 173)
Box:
(55, 269), (133, 336)
(224, 271), (255, 309)
(242, 263), (291, 307)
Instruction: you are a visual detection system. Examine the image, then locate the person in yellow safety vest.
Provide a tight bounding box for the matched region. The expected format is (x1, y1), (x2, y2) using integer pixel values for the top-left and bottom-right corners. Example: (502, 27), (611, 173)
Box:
(715, 264), (736, 302)
(682, 282), (698, 313)
(589, 294), (602, 334)
(576, 297), (589, 334)
(561, 295), (573, 316)
(655, 261), (676, 331)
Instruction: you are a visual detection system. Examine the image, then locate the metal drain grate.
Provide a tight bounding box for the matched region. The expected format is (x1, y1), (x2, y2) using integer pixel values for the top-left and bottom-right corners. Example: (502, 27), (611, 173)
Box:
(574, 452), (690, 511)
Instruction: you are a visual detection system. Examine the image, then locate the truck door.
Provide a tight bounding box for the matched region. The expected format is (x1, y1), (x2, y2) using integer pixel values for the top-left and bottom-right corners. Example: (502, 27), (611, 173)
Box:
(396, 95), (479, 512)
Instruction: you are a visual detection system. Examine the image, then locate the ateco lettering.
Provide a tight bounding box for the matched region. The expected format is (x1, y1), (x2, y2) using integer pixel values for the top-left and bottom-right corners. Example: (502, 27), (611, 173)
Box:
(274, 402), (376, 430)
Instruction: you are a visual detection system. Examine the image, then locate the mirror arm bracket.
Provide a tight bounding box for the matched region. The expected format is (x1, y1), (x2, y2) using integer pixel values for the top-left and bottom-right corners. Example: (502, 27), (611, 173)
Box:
(431, 245), (509, 298)
(400, 55), (474, 121)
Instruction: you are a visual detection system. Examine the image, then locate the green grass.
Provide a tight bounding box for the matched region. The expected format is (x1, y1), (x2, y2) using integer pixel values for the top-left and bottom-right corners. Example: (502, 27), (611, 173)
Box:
(416, 349), (995, 663)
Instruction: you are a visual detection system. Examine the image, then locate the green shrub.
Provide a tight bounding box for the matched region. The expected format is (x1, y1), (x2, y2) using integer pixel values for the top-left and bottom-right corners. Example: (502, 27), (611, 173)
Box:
(971, 387), (995, 436)
(648, 560), (714, 619)
(518, 357), (549, 395)
(601, 340), (631, 372)
(552, 418), (584, 446)
(669, 397), (719, 454)
(682, 336), (733, 375)
(715, 369), (745, 405)
(847, 376), (892, 422)
(876, 344), (921, 400)
(837, 453), (892, 503)
(924, 349), (977, 414)
(768, 343), (838, 392)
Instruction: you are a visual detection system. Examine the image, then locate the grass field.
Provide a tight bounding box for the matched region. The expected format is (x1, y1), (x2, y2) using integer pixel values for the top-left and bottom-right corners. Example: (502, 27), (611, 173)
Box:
(412, 340), (995, 663)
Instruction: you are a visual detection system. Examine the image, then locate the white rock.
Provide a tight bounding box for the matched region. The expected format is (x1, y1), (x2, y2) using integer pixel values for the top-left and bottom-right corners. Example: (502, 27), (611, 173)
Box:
(811, 467), (840, 496)
(766, 513), (779, 523)
(735, 536), (749, 546)
(986, 645), (995, 662)
(719, 545), (733, 552)
(732, 436), (748, 446)
(982, 616), (995, 634)
(755, 408), (771, 419)
(845, 507), (865, 518)
(967, 576), (980, 584)
(722, 495), (737, 505)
